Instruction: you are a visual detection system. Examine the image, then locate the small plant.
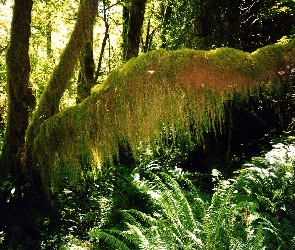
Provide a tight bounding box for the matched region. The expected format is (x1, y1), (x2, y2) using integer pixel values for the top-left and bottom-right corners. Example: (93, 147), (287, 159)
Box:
(0, 176), (23, 202)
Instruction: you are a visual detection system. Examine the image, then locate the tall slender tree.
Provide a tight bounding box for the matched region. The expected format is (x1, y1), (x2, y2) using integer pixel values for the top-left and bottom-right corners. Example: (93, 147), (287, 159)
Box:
(46, 11), (53, 58)
(1, 0), (35, 180)
(94, 0), (109, 84)
(122, 2), (130, 60)
(76, 0), (95, 103)
(160, 0), (173, 49)
(125, 0), (147, 61)
(76, 35), (95, 104)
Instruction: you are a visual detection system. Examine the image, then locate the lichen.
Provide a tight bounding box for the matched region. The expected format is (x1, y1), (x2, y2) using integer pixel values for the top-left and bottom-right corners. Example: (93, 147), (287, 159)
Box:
(32, 39), (295, 194)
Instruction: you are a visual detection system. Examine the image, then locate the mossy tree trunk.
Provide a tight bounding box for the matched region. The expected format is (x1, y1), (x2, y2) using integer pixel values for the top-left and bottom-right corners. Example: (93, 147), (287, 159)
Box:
(76, 39), (95, 104)
(125, 0), (147, 61)
(0, 0), (35, 180)
(76, 0), (95, 103)
(29, 38), (295, 196)
(25, 0), (98, 194)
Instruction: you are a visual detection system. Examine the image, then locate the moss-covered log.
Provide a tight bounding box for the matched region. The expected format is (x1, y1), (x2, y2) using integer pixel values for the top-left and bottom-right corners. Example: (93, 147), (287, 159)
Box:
(33, 39), (295, 195)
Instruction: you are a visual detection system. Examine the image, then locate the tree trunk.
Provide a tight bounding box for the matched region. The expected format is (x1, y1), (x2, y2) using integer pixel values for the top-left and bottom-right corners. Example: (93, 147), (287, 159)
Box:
(46, 12), (53, 58)
(223, 0), (241, 49)
(125, 0), (147, 61)
(94, 0), (109, 84)
(76, 0), (95, 103)
(25, 0), (98, 195)
(122, 4), (130, 61)
(160, 1), (173, 49)
(0, 0), (35, 180)
(76, 39), (95, 104)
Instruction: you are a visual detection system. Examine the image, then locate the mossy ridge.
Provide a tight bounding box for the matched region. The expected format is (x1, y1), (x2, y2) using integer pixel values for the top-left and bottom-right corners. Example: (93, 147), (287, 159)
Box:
(33, 40), (295, 193)
(252, 39), (295, 79)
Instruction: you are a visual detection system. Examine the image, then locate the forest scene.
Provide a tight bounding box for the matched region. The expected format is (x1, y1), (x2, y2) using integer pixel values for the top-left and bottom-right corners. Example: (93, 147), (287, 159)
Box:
(1, 0), (295, 249)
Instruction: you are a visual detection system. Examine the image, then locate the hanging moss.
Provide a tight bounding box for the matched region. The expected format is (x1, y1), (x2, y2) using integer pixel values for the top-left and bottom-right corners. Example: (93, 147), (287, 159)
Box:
(32, 39), (295, 194)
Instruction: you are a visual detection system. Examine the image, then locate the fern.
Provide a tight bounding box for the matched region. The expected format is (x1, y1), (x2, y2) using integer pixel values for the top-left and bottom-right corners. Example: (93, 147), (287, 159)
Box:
(121, 209), (157, 228)
(121, 209), (178, 249)
(90, 138), (295, 249)
(142, 171), (204, 248)
(89, 230), (131, 250)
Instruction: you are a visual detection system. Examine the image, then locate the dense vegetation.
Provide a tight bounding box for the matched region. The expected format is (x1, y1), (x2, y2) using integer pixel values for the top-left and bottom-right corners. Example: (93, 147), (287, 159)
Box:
(0, 0), (295, 249)
(1, 135), (295, 249)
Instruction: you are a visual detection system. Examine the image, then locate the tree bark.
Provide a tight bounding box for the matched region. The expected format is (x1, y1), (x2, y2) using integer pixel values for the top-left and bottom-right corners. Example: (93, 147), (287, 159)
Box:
(76, 40), (95, 104)
(0, 0), (35, 180)
(125, 0), (147, 61)
(122, 3), (130, 61)
(76, 0), (95, 103)
(94, 0), (109, 84)
(46, 12), (53, 58)
(25, 0), (98, 194)
(160, 1), (173, 49)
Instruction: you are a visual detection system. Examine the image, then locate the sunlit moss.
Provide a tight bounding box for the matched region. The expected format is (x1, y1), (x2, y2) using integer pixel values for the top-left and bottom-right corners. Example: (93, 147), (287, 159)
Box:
(32, 39), (295, 194)
(24, 0), (98, 196)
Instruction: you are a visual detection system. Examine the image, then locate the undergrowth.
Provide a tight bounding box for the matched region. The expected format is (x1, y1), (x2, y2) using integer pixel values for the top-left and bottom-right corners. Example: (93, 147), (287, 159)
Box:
(90, 136), (295, 250)
(1, 136), (295, 249)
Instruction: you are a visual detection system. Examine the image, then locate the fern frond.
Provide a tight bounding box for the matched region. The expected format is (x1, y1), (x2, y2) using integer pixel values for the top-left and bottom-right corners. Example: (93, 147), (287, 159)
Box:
(120, 210), (141, 227)
(145, 173), (185, 234)
(126, 223), (151, 250)
(121, 209), (157, 227)
(138, 171), (206, 248)
(160, 172), (198, 231)
(89, 230), (131, 250)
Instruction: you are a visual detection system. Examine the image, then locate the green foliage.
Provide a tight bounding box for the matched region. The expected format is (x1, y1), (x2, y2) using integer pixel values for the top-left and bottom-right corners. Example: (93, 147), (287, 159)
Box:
(0, 176), (23, 202)
(156, 0), (295, 52)
(88, 167), (206, 249)
(90, 137), (295, 249)
(1, 135), (295, 249)
(37, 163), (154, 249)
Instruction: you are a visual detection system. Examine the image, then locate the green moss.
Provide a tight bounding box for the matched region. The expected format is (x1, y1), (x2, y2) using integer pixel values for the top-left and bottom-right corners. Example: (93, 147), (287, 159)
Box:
(207, 47), (254, 75)
(32, 39), (295, 193)
(252, 40), (295, 78)
(24, 0), (98, 193)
